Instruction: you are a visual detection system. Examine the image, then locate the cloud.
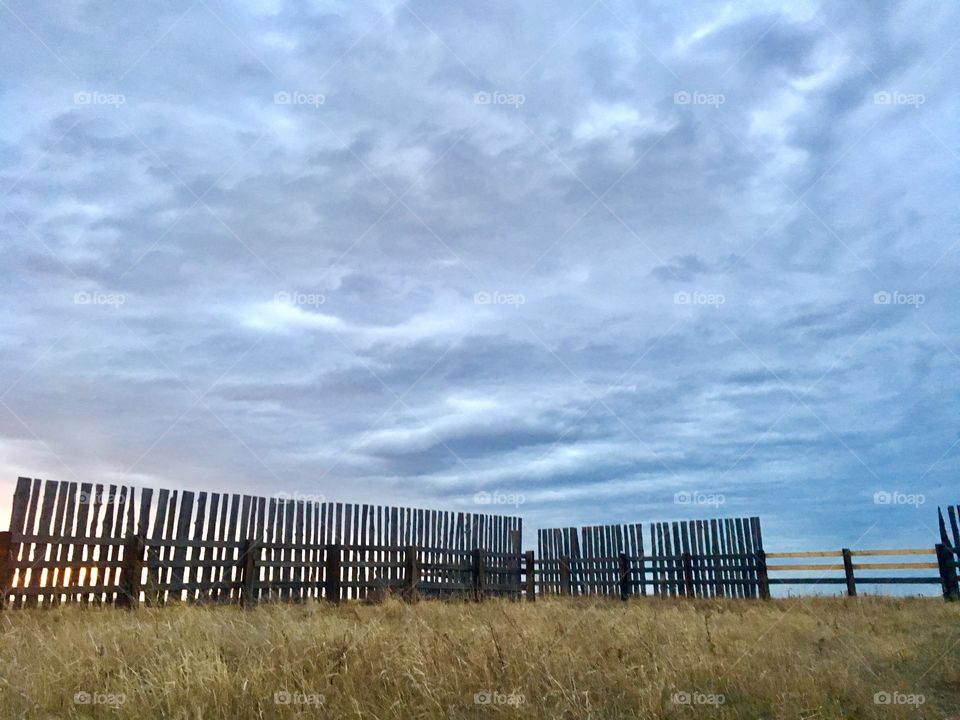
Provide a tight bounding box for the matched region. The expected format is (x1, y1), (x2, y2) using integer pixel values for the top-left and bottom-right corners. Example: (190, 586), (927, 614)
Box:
(0, 0), (958, 551)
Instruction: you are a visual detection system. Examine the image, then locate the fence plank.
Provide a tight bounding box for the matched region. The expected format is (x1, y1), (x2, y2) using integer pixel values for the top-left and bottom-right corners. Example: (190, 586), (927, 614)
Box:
(948, 506), (960, 553)
(171, 491), (194, 602)
(26, 480), (58, 606)
(71, 482), (95, 605)
(146, 489), (168, 605)
(46, 481), (71, 605)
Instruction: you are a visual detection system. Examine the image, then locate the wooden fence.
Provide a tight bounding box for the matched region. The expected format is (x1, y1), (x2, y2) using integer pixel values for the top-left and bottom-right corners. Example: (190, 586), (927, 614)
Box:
(2, 478), (958, 608)
(765, 546), (958, 598)
(537, 517), (765, 598)
(0, 477), (522, 608)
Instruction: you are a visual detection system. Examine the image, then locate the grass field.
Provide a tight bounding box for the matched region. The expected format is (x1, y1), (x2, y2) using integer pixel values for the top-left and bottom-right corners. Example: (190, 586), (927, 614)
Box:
(1, 596), (958, 719)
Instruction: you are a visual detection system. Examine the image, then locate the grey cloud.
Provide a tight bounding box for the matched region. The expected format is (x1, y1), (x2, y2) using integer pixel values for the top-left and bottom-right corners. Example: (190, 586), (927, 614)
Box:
(0, 0), (957, 551)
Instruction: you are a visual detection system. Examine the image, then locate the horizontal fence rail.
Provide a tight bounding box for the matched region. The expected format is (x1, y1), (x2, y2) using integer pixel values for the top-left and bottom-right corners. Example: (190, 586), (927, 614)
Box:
(766, 545), (958, 599)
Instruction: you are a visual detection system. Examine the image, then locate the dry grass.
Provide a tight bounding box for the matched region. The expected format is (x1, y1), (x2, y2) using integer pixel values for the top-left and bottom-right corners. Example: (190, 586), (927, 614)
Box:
(1, 596), (958, 719)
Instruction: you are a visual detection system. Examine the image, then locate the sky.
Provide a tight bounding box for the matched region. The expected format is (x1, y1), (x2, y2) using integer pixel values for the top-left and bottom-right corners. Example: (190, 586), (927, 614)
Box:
(0, 0), (958, 560)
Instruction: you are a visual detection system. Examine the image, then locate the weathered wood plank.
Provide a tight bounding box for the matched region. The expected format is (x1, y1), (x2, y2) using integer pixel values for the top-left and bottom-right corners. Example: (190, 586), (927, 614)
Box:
(26, 480), (59, 606)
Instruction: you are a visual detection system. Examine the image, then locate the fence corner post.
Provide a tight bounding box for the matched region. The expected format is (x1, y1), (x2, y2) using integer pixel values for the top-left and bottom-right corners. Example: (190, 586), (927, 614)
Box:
(559, 555), (571, 596)
(471, 548), (485, 601)
(841, 548), (856, 597)
(325, 543), (342, 603)
(404, 546), (419, 601)
(0, 531), (11, 611)
(936, 543), (959, 601)
(240, 538), (260, 607)
(524, 550), (535, 602)
(756, 549), (770, 600)
(117, 533), (144, 609)
(618, 552), (630, 602)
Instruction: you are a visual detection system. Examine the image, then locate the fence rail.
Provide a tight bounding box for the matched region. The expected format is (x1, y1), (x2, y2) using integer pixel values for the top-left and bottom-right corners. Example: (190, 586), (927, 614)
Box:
(765, 545), (958, 598)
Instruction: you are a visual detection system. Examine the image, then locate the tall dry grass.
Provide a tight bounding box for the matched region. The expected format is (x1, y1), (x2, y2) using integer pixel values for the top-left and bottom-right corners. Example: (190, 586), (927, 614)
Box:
(1, 596), (958, 719)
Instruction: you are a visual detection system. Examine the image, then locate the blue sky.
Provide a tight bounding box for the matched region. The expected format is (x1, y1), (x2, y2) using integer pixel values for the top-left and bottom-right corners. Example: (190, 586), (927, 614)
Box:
(0, 0), (957, 557)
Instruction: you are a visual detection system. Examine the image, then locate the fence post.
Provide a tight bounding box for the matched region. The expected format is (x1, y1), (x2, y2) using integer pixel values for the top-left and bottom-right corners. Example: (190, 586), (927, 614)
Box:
(681, 552), (695, 597)
(240, 538), (260, 607)
(404, 546), (419, 601)
(559, 556), (571, 596)
(117, 534), (144, 609)
(638, 554), (647, 597)
(936, 543), (959, 601)
(510, 530), (522, 599)
(471, 549), (485, 601)
(0, 531), (11, 611)
(841, 548), (856, 597)
(756, 549), (771, 600)
(618, 552), (630, 601)
(325, 544), (342, 603)
(524, 550), (535, 602)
